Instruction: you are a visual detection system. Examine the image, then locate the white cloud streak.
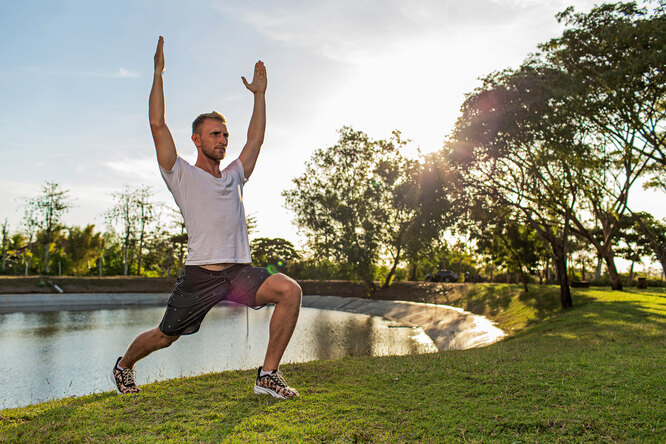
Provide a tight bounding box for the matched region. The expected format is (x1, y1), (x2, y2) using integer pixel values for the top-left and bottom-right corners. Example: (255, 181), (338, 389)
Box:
(21, 66), (139, 78)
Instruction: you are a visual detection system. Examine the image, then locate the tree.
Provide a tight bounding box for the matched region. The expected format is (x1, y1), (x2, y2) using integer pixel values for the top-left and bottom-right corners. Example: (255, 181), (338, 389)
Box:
(544, 2), (666, 167)
(250, 237), (301, 274)
(142, 228), (178, 277)
(64, 225), (104, 275)
(20, 206), (39, 275)
(630, 211), (666, 276)
(284, 127), (454, 290)
(448, 64), (580, 308)
(167, 208), (188, 275)
(472, 206), (550, 291)
(134, 186), (157, 276)
(538, 1), (666, 289)
(106, 186), (140, 276)
(1, 219), (8, 273)
(397, 153), (461, 284)
(24, 181), (71, 274)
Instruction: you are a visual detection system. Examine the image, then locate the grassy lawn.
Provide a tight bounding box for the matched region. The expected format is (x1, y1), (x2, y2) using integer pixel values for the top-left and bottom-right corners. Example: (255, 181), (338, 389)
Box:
(1, 286), (664, 443)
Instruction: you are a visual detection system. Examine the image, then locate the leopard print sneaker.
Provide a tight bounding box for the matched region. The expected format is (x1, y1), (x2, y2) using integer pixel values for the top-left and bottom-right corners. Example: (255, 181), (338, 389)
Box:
(254, 367), (299, 399)
(112, 357), (142, 394)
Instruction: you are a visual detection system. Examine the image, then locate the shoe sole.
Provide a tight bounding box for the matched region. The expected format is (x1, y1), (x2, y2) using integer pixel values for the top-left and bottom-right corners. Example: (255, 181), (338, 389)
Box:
(254, 384), (288, 400)
(110, 373), (123, 395)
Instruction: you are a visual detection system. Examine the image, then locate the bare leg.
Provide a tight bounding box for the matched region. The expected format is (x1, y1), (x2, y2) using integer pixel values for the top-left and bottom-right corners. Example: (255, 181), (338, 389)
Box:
(254, 274), (302, 371)
(118, 328), (179, 369)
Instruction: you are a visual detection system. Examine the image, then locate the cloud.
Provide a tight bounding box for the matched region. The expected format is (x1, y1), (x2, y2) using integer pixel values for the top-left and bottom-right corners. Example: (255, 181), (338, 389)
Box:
(216, 0), (585, 64)
(22, 66), (139, 79)
(103, 157), (156, 181)
(107, 68), (139, 78)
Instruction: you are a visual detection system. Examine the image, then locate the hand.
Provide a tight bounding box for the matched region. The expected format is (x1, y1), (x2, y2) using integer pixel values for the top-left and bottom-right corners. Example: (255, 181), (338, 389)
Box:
(154, 36), (165, 74)
(242, 61), (267, 94)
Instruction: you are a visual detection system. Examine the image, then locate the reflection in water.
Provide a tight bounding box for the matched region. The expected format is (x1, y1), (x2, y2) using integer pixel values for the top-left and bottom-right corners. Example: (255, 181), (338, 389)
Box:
(0, 305), (436, 409)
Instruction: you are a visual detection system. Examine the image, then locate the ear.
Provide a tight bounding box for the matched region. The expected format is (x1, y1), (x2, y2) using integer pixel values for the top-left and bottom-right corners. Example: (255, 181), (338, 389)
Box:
(191, 133), (200, 147)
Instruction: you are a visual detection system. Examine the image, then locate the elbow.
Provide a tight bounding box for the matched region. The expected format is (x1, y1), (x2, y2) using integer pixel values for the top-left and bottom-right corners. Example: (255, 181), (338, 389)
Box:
(149, 119), (166, 130)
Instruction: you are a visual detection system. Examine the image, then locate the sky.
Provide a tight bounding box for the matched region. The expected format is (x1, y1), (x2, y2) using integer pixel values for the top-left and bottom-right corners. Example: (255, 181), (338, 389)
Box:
(1, 0), (663, 270)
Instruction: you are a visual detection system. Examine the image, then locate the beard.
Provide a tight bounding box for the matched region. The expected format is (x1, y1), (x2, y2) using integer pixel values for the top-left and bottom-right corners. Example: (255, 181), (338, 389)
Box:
(201, 145), (226, 162)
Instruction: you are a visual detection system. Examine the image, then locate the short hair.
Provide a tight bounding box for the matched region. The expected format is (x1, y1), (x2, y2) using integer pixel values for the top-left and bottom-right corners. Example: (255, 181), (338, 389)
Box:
(192, 111), (227, 135)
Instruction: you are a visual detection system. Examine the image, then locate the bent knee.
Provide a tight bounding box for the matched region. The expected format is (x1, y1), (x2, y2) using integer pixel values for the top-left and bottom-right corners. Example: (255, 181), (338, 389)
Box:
(263, 274), (302, 305)
(280, 276), (302, 303)
(155, 328), (179, 347)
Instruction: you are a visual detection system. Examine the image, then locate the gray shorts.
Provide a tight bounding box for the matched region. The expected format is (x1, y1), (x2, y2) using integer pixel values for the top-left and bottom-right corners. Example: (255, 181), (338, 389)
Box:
(159, 264), (272, 336)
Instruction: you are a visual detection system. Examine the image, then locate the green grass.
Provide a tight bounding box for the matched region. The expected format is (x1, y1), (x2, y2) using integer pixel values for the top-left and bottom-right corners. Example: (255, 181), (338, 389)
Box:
(1, 286), (664, 443)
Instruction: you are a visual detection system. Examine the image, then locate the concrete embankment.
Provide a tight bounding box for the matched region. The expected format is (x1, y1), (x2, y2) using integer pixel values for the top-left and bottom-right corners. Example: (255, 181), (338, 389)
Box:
(0, 293), (505, 351)
(303, 295), (505, 350)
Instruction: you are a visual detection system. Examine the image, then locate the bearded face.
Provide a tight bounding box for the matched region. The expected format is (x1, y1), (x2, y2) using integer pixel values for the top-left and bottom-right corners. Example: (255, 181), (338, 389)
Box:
(193, 119), (229, 162)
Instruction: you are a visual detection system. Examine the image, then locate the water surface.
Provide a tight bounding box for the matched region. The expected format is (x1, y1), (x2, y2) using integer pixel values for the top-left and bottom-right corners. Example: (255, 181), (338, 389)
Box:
(0, 304), (436, 408)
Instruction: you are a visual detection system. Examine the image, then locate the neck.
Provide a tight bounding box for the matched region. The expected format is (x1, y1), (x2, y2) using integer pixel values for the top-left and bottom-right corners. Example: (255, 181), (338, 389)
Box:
(195, 152), (222, 177)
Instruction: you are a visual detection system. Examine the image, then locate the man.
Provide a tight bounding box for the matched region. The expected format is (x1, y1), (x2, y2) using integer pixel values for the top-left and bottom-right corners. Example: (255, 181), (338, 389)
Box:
(112, 36), (302, 400)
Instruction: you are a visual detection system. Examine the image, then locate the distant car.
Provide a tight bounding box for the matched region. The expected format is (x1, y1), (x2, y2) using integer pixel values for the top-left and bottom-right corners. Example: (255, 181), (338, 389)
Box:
(425, 269), (458, 283)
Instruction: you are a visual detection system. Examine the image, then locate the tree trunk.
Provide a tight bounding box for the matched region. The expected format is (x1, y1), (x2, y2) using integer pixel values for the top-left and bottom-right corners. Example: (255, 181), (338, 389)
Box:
(44, 242), (51, 274)
(409, 264), (417, 281)
(604, 254), (623, 290)
(123, 240), (129, 276)
(553, 253), (573, 309)
(1, 222), (7, 272)
(520, 267), (529, 293)
(594, 258), (603, 283)
(382, 248), (401, 289)
(137, 231), (144, 276)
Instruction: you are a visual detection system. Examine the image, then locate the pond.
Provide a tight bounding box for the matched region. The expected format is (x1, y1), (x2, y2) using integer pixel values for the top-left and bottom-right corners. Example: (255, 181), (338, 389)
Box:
(0, 303), (437, 409)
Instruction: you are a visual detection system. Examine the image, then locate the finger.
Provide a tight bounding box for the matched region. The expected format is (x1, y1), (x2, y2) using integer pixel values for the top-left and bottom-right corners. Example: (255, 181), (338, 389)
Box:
(241, 76), (250, 88)
(255, 61), (266, 76)
(157, 36), (164, 53)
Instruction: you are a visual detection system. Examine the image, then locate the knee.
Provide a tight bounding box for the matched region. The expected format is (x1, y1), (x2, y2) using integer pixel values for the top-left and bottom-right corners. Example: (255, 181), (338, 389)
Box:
(154, 328), (179, 348)
(277, 275), (302, 307)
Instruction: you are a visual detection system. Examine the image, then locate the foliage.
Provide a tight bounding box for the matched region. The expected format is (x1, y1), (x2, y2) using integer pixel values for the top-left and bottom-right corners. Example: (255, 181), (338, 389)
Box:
(446, 1), (666, 301)
(250, 237), (300, 274)
(287, 257), (358, 281)
(545, 1), (666, 167)
(105, 185), (158, 276)
(631, 211), (666, 275)
(284, 127), (456, 289)
(22, 181), (72, 274)
(62, 225), (103, 275)
(448, 63), (579, 308)
(141, 228), (179, 278)
(473, 207), (551, 290)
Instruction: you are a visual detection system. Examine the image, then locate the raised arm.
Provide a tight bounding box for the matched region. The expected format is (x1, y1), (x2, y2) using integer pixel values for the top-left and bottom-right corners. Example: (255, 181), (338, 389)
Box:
(149, 36), (177, 171)
(238, 61), (267, 179)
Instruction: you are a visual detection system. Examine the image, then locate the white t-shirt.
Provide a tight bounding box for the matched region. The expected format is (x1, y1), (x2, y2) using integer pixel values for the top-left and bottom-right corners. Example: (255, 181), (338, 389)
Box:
(159, 156), (251, 265)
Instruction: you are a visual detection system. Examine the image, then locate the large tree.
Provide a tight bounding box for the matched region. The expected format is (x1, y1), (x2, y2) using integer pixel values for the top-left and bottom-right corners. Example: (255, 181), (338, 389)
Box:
(538, 1), (665, 289)
(284, 127), (454, 290)
(106, 186), (140, 276)
(544, 2), (666, 167)
(134, 186), (157, 276)
(24, 181), (71, 274)
(448, 64), (581, 308)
